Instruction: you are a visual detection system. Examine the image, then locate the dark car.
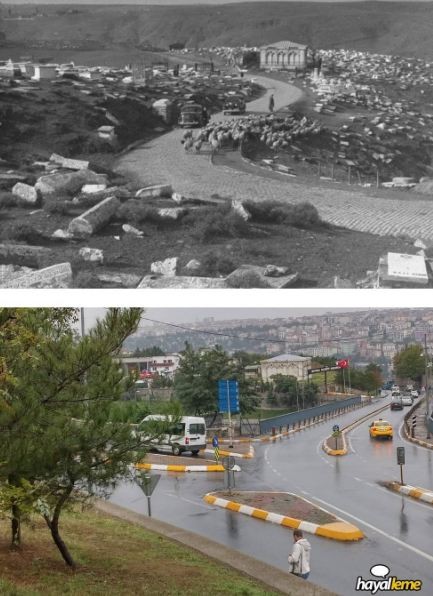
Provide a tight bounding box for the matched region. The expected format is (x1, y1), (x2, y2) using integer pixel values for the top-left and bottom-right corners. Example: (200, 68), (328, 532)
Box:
(390, 396), (403, 410)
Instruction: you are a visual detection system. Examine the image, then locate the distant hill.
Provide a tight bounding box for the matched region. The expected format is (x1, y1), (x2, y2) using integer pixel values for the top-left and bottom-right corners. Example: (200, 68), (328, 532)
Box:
(2, 2), (433, 59)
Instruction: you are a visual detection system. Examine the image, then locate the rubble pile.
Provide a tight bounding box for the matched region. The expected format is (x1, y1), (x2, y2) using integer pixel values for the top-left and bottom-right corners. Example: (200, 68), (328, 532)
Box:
(295, 48), (433, 184)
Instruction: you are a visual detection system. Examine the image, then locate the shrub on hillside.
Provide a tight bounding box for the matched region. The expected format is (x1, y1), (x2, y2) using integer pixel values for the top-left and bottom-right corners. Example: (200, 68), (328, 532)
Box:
(43, 195), (73, 215)
(0, 192), (17, 209)
(244, 200), (326, 229)
(116, 200), (183, 227)
(187, 204), (249, 243)
(3, 223), (47, 244)
(196, 251), (236, 277)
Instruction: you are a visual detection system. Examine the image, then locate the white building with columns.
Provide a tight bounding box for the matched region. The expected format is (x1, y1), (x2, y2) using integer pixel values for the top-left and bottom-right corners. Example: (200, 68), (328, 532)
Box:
(260, 40), (309, 71)
(260, 353), (312, 383)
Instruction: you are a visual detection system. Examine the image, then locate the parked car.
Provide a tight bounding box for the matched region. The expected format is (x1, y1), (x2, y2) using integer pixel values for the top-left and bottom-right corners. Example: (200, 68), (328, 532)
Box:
(411, 390), (419, 398)
(401, 395), (413, 406)
(390, 396), (403, 410)
(223, 94), (246, 115)
(138, 415), (207, 456)
(369, 419), (393, 440)
(178, 101), (209, 128)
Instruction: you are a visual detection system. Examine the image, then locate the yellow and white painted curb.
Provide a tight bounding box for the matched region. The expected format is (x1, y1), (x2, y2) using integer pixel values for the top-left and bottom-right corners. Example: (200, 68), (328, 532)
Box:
(136, 462), (241, 473)
(387, 481), (433, 504)
(203, 492), (363, 541)
(204, 445), (255, 459)
(322, 437), (348, 457)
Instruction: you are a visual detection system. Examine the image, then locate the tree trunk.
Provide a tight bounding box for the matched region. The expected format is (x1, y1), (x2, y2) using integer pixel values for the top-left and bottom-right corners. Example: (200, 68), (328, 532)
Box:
(11, 502), (21, 548)
(46, 517), (76, 569)
(9, 474), (21, 548)
(44, 485), (76, 569)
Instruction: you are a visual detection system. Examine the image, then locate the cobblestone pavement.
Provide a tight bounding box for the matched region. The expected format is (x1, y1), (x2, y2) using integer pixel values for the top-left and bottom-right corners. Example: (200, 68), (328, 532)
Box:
(116, 75), (433, 241)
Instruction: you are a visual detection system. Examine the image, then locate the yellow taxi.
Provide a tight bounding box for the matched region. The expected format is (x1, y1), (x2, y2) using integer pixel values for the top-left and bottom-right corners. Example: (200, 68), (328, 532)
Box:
(369, 419), (393, 440)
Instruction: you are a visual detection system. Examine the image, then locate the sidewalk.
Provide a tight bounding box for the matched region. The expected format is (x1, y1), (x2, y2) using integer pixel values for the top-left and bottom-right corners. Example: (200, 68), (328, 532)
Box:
(405, 398), (433, 449)
(95, 500), (337, 596)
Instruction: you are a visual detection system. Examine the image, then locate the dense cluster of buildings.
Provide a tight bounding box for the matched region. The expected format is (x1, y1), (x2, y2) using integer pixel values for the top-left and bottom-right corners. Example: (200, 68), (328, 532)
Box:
(126, 310), (433, 373)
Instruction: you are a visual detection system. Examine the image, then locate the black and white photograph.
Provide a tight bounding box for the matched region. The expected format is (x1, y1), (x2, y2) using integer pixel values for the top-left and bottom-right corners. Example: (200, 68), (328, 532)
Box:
(2, 0), (433, 288)
(0, 305), (432, 595)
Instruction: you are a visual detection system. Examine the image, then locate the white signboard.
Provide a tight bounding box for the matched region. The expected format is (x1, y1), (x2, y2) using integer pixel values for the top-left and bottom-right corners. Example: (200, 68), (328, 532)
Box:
(387, 253), (428, 283)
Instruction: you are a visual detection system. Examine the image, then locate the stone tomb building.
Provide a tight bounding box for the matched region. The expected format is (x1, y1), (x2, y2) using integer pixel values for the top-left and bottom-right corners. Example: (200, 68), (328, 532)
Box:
(260, 40), (309, 71)
(260, 353), (312, 383)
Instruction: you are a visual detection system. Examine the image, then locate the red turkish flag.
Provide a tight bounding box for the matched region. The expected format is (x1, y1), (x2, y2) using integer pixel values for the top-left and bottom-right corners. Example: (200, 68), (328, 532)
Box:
(337, 359), (349, 369)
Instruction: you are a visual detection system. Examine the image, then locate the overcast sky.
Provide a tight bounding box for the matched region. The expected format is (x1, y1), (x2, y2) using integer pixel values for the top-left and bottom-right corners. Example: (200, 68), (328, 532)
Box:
(5, 1), (428, 5)
(81, 307), (367, 332)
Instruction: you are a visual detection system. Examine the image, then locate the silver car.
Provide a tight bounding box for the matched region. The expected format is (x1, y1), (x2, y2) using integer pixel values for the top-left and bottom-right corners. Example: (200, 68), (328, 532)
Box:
(401, 395), (413, 406)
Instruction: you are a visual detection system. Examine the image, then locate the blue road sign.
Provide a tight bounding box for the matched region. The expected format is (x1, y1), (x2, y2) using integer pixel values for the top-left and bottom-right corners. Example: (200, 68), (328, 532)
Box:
(332, 424), (340, 432)
(212, 435), (219, 448)
(218, 379), (240, 414)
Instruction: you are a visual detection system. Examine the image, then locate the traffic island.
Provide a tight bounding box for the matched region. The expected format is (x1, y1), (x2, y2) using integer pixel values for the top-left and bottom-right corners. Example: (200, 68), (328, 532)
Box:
(204, 491), (363, 541)
(137, 453), (240, 473)
(322, 431), (348, 456)
(382, 481), (433, 505)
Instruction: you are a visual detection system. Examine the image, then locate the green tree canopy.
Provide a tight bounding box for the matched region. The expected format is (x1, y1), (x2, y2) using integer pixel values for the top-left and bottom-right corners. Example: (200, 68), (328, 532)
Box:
(393, 344), (425, 383)
(173, 343), (260, 415)
(0, 308), (147, 569)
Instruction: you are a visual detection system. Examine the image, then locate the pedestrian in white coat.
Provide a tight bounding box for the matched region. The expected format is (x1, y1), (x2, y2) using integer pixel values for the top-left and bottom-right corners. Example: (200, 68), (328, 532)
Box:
(288, 529), (311, 580)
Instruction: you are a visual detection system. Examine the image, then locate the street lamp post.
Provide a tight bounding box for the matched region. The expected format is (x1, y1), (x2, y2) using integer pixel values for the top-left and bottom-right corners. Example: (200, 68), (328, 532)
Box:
(424, 334), (431, 439)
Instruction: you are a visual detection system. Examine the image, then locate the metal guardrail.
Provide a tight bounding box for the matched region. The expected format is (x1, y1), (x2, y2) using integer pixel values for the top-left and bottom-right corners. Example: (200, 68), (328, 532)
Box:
(259, 396), (362, 434)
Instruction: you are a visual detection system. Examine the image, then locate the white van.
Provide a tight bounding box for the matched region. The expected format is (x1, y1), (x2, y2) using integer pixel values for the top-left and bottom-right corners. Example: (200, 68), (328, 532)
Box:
(140, 415), (206, 456)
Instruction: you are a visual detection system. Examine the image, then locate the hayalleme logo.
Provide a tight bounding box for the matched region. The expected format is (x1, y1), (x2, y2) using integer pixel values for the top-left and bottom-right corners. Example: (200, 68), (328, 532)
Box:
(356, 564), (422, 593)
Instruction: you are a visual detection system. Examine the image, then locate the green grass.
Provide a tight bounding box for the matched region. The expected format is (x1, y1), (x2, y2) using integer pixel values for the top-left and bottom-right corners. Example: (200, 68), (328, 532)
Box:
(256, 408), (295, 419)
(0, 508), (280, 596)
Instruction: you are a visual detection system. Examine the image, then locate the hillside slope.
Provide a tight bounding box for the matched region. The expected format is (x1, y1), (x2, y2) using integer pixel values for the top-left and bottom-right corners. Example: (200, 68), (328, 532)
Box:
(2, 2), (433, 59)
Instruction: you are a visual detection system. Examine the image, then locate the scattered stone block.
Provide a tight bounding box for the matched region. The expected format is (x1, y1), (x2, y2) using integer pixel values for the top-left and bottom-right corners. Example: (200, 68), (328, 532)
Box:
(52, 229), (73, 241)
(35, 170), (108, 197)
(137, 275), (226, 289)
(135, 184), (172, 199)
(157, 207), (185, 220)
(414, 239), (427, 250)
(413, 178), (433, 195)
(226, 265), (299, 288)
(79, 247), (104, 264)
(231, 200), (251, 221)
(0, 262), (73, 288)
(12, 182), (38, 205)
(68, 196), (120, 238)
(122, 224), (144, 237)
(0, 243), (52, 268)
(96, 272), (141, 288)
(0, 264), (32, 284)
(172, 192), (185, 204)
(185, 259), (201, 272)
(264, 264), (289, 277)
(49, 153), (89, 170)
(150, 257), (178, 276)
(81, 184), (107, 194)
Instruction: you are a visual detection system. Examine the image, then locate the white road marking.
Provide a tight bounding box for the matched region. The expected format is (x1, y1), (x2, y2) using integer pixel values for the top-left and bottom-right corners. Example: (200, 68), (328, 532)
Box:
(354, 477), (362, 482)
(164, 492), (212, 510)
(310, 495), (433, 564)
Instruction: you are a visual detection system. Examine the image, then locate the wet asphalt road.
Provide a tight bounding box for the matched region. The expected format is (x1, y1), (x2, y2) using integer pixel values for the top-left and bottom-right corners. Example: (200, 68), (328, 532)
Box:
(109, 399), (433, 595)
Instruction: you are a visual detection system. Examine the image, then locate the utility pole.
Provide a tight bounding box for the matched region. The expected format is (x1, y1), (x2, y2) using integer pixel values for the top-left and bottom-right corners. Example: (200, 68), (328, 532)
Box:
(425, 334), (430, 439)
